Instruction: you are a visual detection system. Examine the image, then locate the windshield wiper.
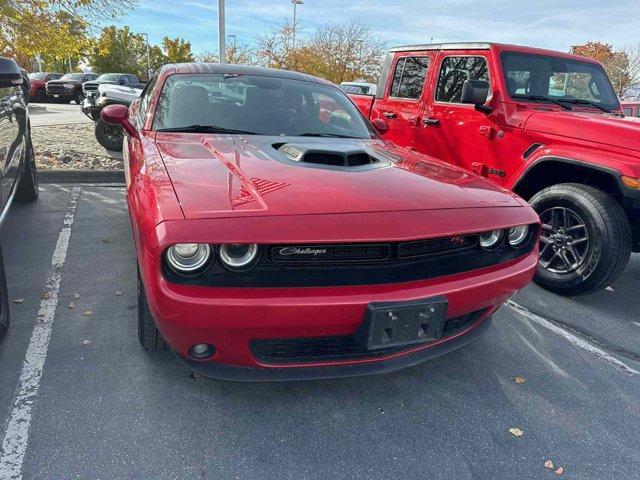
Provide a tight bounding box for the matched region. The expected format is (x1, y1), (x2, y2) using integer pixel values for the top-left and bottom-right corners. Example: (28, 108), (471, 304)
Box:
(557, 98), (612, 113)
(299, 132), (362, 139)
(512, 94), (573, 111)
(156, 125), (257, 134)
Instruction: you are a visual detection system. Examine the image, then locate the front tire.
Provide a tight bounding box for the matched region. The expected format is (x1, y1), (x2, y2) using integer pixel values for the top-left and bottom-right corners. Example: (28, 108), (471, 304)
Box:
(530, 183), (631, 296)
(16, 133), (39, 202)
(0, 246), (10, 342)
(137, 267), (165, 352)
(95, 118), (124, 152)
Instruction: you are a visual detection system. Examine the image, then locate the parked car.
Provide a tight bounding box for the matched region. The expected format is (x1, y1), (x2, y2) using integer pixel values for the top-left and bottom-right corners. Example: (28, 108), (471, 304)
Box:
(45, 72), (98, 104)
(81, 82), (142, 151)
(621, 101), (640, 117)
(349, 42), (640, 296)
(82, 73), (146, 99)
(101, 63), (539, 380)
(27, 72), (63, 102)
(339, 81), (377, 95)
(0, 57), (40, 341)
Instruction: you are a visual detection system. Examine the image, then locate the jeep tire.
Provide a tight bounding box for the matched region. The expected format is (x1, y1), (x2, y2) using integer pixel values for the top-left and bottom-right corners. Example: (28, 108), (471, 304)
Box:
(530, 183), (631, 296)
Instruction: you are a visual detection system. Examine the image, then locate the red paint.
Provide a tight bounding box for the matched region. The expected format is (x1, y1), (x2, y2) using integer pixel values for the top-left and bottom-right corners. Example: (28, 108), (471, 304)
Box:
(119, 63), (539, 376)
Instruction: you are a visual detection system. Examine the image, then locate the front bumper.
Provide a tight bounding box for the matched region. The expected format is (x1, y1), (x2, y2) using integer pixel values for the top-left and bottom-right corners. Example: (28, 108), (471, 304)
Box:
(144, 251), (537, 380)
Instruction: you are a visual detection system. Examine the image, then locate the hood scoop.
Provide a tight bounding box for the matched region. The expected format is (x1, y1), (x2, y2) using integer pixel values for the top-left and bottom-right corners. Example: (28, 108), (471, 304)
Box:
(274, 142), (390, 171)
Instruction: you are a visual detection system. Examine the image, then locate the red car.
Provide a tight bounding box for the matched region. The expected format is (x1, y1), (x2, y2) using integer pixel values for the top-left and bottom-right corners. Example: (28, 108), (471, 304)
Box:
(27, 71), (62, 102)
(102, 64), (539, 380)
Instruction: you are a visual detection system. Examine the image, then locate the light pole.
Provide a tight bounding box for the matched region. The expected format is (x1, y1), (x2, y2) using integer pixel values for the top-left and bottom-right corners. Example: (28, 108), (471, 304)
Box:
(228, 34), (237, 51)
(140, 32), (151, 80)
(291, 0), (303, 67)
(218, 0), (226, 63)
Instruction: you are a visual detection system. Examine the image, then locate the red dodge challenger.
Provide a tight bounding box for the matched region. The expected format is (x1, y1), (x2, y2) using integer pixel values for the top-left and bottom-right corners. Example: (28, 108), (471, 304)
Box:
(102, 63), (540, 381)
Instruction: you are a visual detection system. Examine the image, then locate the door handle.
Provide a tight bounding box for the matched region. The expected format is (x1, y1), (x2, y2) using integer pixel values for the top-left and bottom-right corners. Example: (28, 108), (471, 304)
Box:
(382, 111), (397, 119)
(422, 117), (440, 126)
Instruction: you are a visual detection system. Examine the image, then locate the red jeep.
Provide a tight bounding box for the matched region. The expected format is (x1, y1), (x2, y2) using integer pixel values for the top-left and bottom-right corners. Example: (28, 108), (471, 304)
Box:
(351, 42), (640, 296)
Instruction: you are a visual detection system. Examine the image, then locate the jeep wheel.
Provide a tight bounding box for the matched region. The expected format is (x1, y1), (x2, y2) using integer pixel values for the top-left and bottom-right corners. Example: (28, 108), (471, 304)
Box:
(137, 266), (165, 352)
(95, 118), (124, 152)
(530, 183), (631, 296)
(16, 133), (39, 202)
(0, 246), (10, 342)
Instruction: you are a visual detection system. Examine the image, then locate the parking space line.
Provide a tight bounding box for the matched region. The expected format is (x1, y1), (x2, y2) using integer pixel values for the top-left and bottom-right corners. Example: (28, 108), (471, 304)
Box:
(0, 186), (81, 480)
(506, 300), (639, 376)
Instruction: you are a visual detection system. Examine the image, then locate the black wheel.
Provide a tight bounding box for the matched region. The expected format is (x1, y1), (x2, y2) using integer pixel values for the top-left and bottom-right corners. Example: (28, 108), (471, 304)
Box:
(0, 246), (10, 342)
(16, 132), (39, 202)
(95, 118), (124, 152)
(137, 266), (165, 352)
(530, 183), (632, 296)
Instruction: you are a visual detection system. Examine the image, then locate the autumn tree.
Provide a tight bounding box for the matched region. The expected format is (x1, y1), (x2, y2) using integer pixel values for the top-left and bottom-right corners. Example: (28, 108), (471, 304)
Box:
(255, 20), (296, 70)
(572, 42), (634, 98)
(90, 26), (147, 77)
(162, 37), (194, 64)
(198, 43), (257, 65)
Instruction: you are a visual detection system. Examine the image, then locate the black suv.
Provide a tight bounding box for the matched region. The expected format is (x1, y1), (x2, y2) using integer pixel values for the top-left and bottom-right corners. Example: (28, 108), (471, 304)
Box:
(0, 57), (39, 341)
(45, 72), (98, 104)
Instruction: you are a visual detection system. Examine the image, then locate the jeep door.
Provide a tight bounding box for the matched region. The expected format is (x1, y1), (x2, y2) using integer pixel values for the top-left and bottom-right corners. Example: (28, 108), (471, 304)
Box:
(371, 52), (434, 149)
(415, 50), (493, 174)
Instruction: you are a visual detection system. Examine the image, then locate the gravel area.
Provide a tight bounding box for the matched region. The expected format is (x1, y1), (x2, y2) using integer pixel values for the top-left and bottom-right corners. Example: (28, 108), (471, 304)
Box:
(32, 123), (124, 171)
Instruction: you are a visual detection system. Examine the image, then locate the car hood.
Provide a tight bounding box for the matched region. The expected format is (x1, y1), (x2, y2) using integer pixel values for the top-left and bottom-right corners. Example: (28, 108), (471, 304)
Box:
(97, 83), (141, 100)
(524, 110), (640, 152)
(155, 134), (523, 220)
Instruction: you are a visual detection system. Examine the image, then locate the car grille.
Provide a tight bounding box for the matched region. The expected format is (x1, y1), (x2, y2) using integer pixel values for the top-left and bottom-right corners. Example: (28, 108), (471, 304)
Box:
(84, 83), (98, 92)
(46, 83), (67, 93)
(249, 310), (484, 364)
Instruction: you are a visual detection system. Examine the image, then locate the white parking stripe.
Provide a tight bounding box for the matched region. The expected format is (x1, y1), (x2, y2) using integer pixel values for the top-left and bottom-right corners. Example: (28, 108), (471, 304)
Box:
(506, 300), (639, 376)
(0, 186), (81, 479)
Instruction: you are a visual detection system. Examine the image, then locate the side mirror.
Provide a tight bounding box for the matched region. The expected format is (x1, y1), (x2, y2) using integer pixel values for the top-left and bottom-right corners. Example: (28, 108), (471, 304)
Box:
(460, 80), (492, 113)
(101, 104), (139, 139)
(371, 118), (388, 135)
(0, 57), (23, 88)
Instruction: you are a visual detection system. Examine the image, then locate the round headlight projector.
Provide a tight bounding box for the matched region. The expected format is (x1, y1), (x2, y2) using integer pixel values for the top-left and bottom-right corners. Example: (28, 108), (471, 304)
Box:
(507, 225), (530, 248)
(219, 243), (259, 270)
(479, 230), (504, 249)
(166, 243), (212, 273)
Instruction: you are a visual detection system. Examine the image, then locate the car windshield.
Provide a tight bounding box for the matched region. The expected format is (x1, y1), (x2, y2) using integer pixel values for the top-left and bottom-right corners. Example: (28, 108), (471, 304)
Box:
(28, 72), (47, 80)
(97, 74), (121, 81)
(60, 73), (85, 81)
(500, 51), (620, 111)
(153, 73), (375, 138)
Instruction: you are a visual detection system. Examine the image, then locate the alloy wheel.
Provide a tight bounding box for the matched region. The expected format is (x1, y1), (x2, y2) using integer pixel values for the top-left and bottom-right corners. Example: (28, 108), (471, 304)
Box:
(538, 206), (590, 275)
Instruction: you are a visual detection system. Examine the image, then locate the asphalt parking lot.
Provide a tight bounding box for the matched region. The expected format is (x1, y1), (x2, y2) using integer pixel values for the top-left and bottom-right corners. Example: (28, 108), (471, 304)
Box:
(0, 184), (639, 480)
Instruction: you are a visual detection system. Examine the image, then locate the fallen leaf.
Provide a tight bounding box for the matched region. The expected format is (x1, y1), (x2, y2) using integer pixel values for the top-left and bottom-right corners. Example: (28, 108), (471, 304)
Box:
(68, 302), (75, 309)
(101, 238), (109, 244)
(13, 298), (24, 304)
(82, 310), (92, 316)
(42, 292), (51, 300)
(514, 375), (525, 384)
(82, 340), (92, 345)
(555, 466), (564, 475)
(545, 460), (554, 469)
(74, 293), (80, 299)
(115, 290), (123, 296)
(508, 427), (524, 437)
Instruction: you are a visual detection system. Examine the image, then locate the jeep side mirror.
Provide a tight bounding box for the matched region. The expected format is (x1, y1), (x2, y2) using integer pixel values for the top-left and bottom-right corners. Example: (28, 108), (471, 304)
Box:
(460, 80), (492, 113)
(101, 104), (139, 139)
(0, 57), (23, 88)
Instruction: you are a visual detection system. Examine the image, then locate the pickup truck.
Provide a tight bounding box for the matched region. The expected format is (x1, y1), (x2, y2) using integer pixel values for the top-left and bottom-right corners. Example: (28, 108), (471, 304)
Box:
(351, 42), (640, 296)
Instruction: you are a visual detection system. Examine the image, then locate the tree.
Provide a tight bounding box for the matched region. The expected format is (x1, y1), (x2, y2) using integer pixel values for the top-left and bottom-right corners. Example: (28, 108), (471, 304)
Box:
(255, 20), (296, 70)
(198, 43), (257, 65)
(572, 42), (634, 98)
(162, 37), (194, 64)
(621, 44), (640, 100)
(90, 26), (147, 77)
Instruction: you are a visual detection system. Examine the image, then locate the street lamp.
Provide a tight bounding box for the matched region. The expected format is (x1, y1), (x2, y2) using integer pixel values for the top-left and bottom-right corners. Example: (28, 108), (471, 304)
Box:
(140, 32), (151, 80)
(218, 0), (226, 63)
(291, 0), (303, 67)
(228, 34), (237, 51)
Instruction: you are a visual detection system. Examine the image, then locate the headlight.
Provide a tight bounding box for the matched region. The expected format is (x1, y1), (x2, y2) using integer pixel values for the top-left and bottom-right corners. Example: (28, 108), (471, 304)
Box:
(219, 244), (260, 270)
(507, 225), (530, 248)
(479, 230), (504, 249)
(166, 243), (212, 274)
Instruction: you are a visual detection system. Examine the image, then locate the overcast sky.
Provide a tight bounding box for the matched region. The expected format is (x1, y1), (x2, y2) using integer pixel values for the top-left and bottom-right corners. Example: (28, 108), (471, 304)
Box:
(108, 0), (640, 54)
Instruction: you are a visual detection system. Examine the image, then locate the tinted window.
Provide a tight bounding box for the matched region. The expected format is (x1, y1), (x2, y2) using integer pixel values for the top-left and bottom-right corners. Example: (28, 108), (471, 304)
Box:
(29, 72), (47, 80)
(137, 76), (158, 128)
(636, 108), (640, 118)
(60, 73), (85, 81)
(500, 51), (619, 111)
(153, 74), (374, 139)
(623, 108), (632, 115)
(436, 56), (489, 103)
(389, 57), (429, 99)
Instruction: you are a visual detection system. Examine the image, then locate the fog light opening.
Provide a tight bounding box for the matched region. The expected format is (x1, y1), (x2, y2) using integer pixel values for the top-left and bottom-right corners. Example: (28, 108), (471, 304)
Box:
(189, 343), (216, 360)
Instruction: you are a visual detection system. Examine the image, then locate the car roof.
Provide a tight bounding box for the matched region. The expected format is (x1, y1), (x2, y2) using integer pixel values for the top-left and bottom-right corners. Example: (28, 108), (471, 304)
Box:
(158, 63), (333, 86)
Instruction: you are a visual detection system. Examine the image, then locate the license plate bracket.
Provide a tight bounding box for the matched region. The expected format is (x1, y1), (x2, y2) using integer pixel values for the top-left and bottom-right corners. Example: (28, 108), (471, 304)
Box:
(355, 297), (447, 351)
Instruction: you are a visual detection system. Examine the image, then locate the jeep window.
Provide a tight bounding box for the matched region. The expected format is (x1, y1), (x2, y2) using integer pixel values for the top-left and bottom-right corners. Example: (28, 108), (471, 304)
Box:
(637, 108), (640, 118)
(623, 107), (632, 115)
(153, 74), (375, 138)
(436, 56), (489, 103)
(500, 51), (619, 111)
(97, 74), (120, 82)
(60, 73), (85, 81)
(389, 57), (430, 100)
(29, 73), (47, 80)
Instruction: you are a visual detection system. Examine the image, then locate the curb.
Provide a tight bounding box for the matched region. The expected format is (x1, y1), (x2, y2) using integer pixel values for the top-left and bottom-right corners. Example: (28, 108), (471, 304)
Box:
(39, 170), (125, 184)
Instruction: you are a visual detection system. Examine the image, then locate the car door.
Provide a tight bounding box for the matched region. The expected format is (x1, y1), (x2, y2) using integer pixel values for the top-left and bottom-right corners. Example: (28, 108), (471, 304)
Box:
(371, 53), (434, 149)
(415, 51), (493, 173)
(0, 83), (21, 209)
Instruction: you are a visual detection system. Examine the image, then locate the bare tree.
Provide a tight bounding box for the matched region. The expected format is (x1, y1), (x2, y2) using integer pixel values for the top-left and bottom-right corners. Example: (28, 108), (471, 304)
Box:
(621, 44), (640, 100)
(255, 20), (295, 70)
(198, 43), (257, 66)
